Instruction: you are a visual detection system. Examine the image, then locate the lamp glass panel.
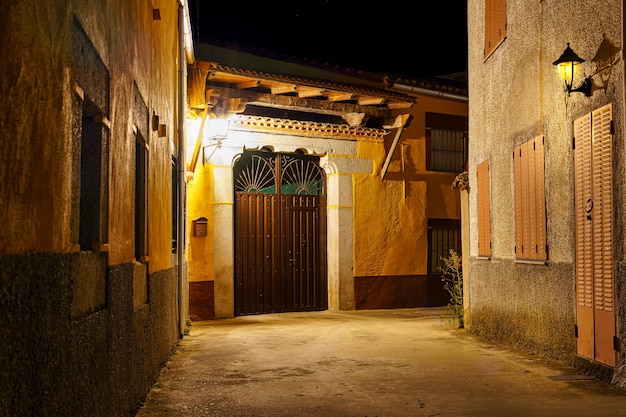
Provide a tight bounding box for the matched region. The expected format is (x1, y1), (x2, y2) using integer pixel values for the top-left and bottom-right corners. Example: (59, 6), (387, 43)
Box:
(557, 61), (579, 85)
(206, 118), (230, 139)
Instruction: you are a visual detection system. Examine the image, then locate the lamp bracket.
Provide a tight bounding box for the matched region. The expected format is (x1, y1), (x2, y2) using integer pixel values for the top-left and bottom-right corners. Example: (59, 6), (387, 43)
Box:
(567, 76), (592, 97)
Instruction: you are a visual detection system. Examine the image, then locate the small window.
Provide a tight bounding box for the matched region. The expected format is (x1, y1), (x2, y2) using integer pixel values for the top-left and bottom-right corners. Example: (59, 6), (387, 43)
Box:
(513, 136), (547, 261)
(133, 82), (149, 262)
(428, 219), (461, 275)
(172, 156), (179, 254)
(425, 113), (468, 173)
(477, 160), (492, 257)
(484, 0), (507, 58)
(72, 17), (110, 251)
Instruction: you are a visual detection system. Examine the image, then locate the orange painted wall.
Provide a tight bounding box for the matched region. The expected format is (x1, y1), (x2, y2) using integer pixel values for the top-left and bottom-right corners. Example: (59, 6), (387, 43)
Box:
(353, 93), (467, 277)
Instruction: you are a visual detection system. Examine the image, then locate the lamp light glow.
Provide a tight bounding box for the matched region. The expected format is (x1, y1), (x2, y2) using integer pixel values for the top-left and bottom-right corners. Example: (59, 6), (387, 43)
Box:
(552, 43), (592, 97)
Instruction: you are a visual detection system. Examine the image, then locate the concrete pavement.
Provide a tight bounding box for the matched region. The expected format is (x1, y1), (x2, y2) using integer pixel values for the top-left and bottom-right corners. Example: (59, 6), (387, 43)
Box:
(135, 308), (626, 417)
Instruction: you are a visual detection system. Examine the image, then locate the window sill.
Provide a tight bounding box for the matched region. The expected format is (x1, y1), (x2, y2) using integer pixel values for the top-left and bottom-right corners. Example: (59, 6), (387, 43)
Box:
(515, 259), (547, 265)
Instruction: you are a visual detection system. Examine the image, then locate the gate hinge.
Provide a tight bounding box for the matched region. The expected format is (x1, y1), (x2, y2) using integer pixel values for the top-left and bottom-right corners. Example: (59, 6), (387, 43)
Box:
(574, 324), (578, 338)
(614, 336), (621, 352)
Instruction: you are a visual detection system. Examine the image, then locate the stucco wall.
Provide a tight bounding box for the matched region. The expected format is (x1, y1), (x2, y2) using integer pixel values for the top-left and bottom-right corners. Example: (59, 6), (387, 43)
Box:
(0, 0), (184, 414)
(468, 0), (625, 377)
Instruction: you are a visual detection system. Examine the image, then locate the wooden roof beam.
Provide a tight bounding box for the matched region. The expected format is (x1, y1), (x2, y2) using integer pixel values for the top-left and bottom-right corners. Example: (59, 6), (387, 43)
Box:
(327, 92), (354, 102)
(236, 79), (260, 89)
(297, 86), (325, 98)
(270, 83), (297, 94)
(358, 96), (385, 106)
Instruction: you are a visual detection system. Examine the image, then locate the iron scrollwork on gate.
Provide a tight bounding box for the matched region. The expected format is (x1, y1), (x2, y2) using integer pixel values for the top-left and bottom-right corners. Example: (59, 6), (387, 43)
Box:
(234, 150), (324, 195)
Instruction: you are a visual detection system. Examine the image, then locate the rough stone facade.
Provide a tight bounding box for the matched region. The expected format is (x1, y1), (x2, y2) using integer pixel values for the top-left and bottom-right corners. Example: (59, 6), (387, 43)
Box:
(467, 0), (626, 384)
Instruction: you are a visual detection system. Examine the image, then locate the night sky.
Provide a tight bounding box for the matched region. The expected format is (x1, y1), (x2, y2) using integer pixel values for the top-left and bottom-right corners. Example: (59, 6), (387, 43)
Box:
(189, 1), (468, 79)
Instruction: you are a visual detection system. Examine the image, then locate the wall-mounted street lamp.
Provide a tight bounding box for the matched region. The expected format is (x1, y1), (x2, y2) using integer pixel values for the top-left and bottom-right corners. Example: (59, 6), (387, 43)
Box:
(202, 115), (231, 163)
(553, 43), (592, 97)
(204, 116), (230, 148)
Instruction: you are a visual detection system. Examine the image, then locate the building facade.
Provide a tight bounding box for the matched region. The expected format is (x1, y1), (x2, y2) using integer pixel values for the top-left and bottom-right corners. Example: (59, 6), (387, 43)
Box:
(468, 0), (626, 384)
(0, 1), (192, 415)
(185, 43), (468, 319)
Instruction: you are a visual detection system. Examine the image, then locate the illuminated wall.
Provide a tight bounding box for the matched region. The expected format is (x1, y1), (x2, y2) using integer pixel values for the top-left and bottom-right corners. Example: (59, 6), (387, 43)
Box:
(0, 1), (185, 415)
(468, 0), (626, 382)
(186, 85), (468, 318)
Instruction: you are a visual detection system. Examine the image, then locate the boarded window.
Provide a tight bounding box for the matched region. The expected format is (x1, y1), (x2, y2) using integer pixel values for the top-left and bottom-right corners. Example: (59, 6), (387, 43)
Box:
(484, 0), (507, 58)
(477, 160), (491, 257)
(513, 136), (547, 261)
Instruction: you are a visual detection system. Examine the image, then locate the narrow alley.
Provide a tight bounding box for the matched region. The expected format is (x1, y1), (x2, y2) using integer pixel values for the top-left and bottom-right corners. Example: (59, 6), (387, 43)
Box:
(135, 308), (626, 417)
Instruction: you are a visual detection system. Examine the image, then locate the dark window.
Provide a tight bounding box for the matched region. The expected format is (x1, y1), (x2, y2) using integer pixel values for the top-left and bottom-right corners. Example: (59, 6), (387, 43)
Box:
(427, 219), (461, 275)
(425, 113), (468, 173)
(172, 156), (179, 254)
(133, 82), (149, 261)
(72, 18), (110, 251)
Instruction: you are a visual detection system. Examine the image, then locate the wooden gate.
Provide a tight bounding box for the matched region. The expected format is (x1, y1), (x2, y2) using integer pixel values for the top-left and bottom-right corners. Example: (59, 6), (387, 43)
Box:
(234, 150), (327, 316)
(573, 104), (615, 367)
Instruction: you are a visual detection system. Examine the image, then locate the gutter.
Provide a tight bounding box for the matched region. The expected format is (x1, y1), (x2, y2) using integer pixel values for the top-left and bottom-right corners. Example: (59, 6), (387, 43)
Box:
(177, 0), (193, 337)
(179, 0), (195, 64)
(390, 82), (468, 103)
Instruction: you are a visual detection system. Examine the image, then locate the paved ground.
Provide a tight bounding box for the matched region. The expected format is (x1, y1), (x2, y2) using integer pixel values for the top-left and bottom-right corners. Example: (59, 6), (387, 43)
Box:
(135, 308), (626, 417)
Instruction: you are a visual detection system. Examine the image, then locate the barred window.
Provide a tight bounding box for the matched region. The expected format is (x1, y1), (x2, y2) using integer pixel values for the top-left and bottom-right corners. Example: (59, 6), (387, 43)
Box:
(428, 219), (461, 275)
(429, 129), (467, 173)
(425, 112), (468, 173)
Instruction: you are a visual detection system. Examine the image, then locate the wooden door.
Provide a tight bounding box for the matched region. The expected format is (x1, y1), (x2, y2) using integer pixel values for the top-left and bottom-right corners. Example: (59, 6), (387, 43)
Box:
(234, 150), (327, 316)
(574, 104), (615, 367)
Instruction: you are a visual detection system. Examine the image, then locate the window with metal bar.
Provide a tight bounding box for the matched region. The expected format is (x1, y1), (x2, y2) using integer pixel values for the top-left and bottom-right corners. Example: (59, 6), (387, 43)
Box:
(428, 219), (461, 274)
(429, 129), (467, 173)
(425, 112), (468, 173)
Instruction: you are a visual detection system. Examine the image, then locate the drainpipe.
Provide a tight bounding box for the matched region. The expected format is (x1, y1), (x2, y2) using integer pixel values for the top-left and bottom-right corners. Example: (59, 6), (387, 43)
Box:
(390, 82), (468, 103)
(177, 0), (194, 337)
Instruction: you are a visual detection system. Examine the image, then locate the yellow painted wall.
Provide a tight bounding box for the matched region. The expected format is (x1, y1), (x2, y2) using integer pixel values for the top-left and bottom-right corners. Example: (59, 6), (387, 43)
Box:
(0, 0), (179, 273)
(187, 162), (215, 283)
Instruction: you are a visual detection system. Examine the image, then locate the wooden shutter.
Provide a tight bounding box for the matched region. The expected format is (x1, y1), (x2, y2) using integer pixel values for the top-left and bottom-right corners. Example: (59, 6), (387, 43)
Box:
(477, 160), (491, 257)
(574, 111), (594, 360)
(591, 104), (614, 366)
(574, 103), (615, 367)
(484, 0), (507, 58)
(513, 136), (546, 260)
